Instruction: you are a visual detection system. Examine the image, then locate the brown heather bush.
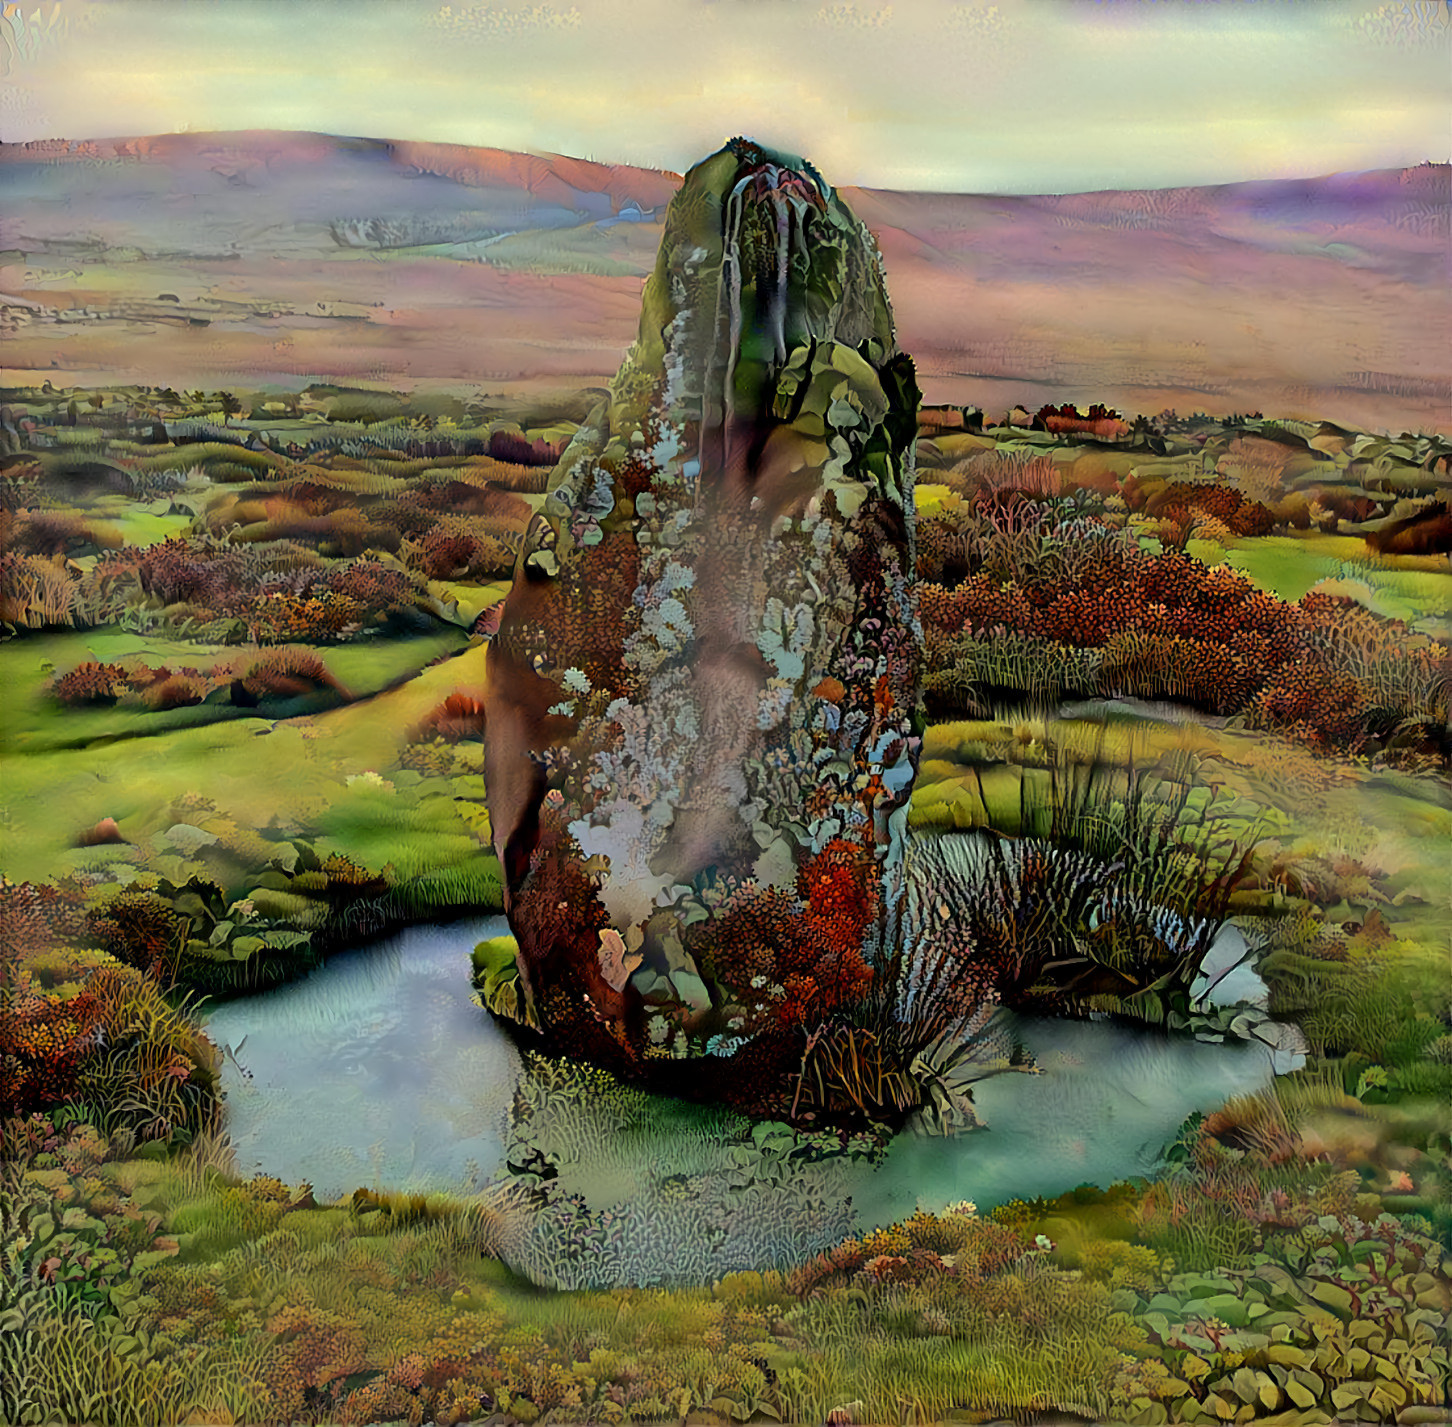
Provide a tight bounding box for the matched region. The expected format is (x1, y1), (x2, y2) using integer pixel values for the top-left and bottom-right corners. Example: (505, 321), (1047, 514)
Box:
(140, 672), (208, 709)
(1145, 480), (1277, 537)
(239, 648), (344, 701)
(920, 532), (1450, 751)
(51, 660), (127, 705)
(411, 691), (488, 744)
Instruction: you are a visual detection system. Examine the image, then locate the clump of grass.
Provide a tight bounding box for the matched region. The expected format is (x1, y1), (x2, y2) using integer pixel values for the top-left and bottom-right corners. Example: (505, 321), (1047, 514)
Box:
(5, 1294), (273, 1427)
(913, 747), (1260, 1025)
(0, 550), (89, 628)
(75, 966), (220, 1145)
(2, 946), (219, 1146)
(796, 745), (1266, 1125)
(780, 847), (1015, 1131)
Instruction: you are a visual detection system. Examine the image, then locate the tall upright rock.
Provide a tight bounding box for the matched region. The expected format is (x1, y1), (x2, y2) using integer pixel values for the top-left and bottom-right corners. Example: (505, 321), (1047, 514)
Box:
(480, 139), (924, 1114)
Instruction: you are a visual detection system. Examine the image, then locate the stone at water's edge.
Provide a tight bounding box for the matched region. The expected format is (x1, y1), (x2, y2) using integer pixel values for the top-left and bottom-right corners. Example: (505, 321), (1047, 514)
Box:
(480, 139), (924, 1111)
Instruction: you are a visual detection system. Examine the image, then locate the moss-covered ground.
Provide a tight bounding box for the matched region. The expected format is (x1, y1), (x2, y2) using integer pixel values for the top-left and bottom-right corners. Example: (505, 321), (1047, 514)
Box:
(2, 391), (1449, 1424)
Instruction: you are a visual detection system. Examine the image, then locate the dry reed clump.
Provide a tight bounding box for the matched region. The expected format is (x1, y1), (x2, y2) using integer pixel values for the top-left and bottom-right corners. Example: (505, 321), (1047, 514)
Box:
(0, 550), (91, 628)
(1298, 591), (1451, 734)
(107, 534), (427, 643)
(945, 450), (1063, 500)
(1214, 434), (1295, 505)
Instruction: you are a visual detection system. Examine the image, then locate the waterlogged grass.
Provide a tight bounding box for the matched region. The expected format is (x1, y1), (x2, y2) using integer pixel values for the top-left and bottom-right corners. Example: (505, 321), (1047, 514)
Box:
(910, 704), (1452, 1102)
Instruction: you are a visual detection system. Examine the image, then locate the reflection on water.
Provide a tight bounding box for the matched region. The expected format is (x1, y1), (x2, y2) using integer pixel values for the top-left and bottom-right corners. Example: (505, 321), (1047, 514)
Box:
(205, 920), (521, 1200)
(205, 917), (1285, 1288)
(856, 1014), (1275, 1230)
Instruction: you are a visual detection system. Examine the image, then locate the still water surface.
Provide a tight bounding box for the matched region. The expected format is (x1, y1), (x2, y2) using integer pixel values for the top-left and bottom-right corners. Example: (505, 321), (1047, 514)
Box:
(204, 918), (1286, 1286)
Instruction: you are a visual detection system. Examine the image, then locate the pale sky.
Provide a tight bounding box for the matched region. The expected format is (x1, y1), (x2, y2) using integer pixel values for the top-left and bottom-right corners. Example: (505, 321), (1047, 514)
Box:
(1, 0), (1448, 193)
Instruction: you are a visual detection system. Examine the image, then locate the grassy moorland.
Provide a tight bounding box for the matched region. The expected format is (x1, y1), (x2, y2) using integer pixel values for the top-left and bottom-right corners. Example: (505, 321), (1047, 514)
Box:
(2, 386), (1449, 1426)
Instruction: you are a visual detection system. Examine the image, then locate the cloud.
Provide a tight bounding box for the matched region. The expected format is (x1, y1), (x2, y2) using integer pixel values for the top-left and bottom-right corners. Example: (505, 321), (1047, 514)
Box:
(5, 0), (1447, 192)
(425, 4), (585, 40)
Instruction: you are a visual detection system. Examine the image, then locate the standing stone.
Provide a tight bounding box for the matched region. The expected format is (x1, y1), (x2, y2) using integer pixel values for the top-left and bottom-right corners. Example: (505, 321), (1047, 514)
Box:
(480, 139), (924, 1113)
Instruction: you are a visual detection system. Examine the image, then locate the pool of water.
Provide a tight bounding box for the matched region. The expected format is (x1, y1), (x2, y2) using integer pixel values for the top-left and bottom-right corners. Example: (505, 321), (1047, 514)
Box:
(205, 920), (521, 1200)
(204, 916), (1294, 1288)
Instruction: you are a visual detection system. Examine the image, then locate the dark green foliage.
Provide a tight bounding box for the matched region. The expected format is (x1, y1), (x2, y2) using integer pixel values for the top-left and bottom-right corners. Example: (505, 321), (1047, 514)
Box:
(1108, 1214), (1451, 1425)
(87, 875), (316, 996)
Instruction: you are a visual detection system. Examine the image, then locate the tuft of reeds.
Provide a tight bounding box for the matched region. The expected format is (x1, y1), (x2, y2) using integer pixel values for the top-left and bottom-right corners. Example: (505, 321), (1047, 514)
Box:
(785, 849), (1012, 1130)
(913, 746), (1261, 1025)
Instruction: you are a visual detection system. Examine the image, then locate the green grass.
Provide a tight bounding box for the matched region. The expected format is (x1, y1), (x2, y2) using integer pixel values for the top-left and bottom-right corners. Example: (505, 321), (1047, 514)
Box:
(5, 391), (1450, 1425)
(0, 625), (470, 754)
(1219, 531), (1452, 622)
(16, 1134), (1443, 1427)
(0, 638), (496, 892)
(425, 575), (512, 628)
(10, 1153), (1147, 1425)
(89, 495), (196, 547)
(911, 716), (1276, 840)
(124, 442), (286, 475)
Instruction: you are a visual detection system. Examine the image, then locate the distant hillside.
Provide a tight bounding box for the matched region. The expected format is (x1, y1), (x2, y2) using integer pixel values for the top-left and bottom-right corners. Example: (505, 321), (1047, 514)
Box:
(0, 130), (679, 258)
(1, 131), (1446, 432)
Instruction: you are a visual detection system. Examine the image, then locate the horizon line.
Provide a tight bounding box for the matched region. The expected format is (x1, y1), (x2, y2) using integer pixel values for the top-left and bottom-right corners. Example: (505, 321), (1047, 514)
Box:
(4, 126), (1448, 201)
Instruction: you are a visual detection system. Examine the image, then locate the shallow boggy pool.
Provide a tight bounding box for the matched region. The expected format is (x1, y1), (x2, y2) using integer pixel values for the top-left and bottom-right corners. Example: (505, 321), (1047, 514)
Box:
(204, 916), (1295, 1288)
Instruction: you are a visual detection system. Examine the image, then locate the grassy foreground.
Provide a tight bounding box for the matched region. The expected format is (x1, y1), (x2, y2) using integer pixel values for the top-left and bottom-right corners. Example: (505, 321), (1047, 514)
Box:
(5, 1103), (1450, 1427)
(2, 388), (1450, 1424)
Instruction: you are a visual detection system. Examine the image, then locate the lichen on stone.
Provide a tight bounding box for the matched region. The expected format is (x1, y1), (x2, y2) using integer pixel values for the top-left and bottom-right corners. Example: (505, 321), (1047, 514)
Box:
(479, 138), (935, 1118)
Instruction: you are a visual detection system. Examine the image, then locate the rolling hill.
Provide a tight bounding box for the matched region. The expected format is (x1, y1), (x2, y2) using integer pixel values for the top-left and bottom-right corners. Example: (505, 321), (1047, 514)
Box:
(2, 130), (1446, 432)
